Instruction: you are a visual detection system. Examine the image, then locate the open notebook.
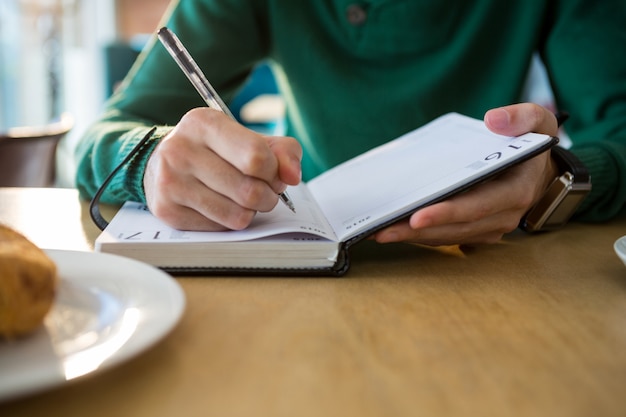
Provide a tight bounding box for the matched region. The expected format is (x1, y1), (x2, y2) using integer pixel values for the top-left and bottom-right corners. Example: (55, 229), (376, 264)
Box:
(95, 113), (557, 276)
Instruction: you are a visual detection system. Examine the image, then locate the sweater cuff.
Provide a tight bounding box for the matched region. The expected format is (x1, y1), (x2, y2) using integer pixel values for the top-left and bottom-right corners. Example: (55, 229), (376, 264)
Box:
(118, 126), (172, 204)
(571, 144), (624, 220)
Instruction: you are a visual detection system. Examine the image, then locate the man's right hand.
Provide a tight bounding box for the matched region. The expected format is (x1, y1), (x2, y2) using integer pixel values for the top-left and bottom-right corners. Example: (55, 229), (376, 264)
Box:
(144, 107), (302, 231)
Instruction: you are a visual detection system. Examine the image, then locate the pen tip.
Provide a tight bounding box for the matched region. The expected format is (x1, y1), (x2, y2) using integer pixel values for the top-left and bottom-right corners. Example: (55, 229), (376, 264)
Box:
(279, 192), (296, 213)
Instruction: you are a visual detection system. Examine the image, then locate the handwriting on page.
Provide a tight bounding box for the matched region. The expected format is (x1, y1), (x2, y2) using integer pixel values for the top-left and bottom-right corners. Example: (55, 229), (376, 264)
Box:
(117, 229), (188, 241)
(122, 231), (157, 240)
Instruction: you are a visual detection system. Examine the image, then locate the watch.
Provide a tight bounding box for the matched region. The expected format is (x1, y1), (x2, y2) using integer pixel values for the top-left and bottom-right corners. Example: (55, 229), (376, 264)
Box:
(520, 146), (592, 232)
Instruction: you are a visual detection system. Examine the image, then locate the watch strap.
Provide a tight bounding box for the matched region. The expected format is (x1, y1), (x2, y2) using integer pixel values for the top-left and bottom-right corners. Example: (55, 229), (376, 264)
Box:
(550, 146), (590, 182)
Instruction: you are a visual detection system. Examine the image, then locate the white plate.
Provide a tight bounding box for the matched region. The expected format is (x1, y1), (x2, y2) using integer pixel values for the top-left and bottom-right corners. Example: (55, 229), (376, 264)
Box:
(615, 236), (626, 268)
(0, 250), (185, 402)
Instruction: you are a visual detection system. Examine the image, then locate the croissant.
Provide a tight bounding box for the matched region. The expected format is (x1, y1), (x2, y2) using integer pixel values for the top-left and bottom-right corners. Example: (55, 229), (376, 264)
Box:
(0, 224), (58, 338)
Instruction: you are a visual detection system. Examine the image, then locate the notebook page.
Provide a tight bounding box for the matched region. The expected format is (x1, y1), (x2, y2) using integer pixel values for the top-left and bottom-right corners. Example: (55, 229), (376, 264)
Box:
(98, 182), (337, 245)
(307, 113), (554, 242)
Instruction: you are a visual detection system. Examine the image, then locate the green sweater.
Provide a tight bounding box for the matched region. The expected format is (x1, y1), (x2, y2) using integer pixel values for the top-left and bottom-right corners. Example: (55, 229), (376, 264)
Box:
(76, 0), (626, 222)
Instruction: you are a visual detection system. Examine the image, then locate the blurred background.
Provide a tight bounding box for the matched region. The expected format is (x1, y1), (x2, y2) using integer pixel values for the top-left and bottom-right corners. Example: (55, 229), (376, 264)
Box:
(0, 0), (171, 187)
(0, 0), (553, 190)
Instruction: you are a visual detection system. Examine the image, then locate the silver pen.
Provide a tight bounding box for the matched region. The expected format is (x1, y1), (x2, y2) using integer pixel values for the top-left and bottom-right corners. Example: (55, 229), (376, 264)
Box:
(157, 26), (296, 213)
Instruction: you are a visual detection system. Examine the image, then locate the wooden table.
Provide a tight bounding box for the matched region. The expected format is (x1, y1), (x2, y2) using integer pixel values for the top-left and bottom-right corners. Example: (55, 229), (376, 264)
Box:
(1, 187), (626, 417)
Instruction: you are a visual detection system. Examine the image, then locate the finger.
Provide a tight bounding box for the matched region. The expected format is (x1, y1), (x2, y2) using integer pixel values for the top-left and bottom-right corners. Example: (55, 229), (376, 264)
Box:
(374, 209), (518, 246)
(150, 202), (238, 232)
(172, 177), (258, 230)
(149, 173), (257, 231)
(146, 132), (269, 230)
(152, 124), (280, 213)
(408, 175), (531, 230)
(266, 135), (303, 191)
(484, 103), (559, 137)
(189, 147), (280, 213)
(199, 109), (281, 184)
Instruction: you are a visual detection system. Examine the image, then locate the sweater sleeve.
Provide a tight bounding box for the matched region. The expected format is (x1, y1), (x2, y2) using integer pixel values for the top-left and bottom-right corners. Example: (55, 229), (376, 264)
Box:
(74, 0), (268, 204)
(541, 0), (626, 221)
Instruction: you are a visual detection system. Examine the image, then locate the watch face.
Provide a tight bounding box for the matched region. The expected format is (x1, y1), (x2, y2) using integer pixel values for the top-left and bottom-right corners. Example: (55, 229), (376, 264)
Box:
(542, 191), (589, 229)
(522, 171), (591, 232)
(522, 146), (592, 232)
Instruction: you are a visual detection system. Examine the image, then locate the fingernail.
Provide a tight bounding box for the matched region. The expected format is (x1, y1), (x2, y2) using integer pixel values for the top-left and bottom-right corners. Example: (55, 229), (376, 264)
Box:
(488, 108), (510, 130)
(293, 157), (302, 181)
(293, 158), (302, 179)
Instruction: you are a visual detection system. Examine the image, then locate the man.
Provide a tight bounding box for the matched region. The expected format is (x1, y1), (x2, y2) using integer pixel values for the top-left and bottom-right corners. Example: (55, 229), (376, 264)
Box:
(76, 0), (626, 246)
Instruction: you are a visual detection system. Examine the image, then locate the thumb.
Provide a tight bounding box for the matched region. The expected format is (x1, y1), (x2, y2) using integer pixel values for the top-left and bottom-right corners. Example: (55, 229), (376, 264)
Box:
(484, 103), (559, 137)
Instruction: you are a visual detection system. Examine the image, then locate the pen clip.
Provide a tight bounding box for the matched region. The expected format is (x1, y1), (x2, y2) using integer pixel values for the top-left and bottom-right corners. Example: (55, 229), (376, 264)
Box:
(555, 111), (569, 127)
